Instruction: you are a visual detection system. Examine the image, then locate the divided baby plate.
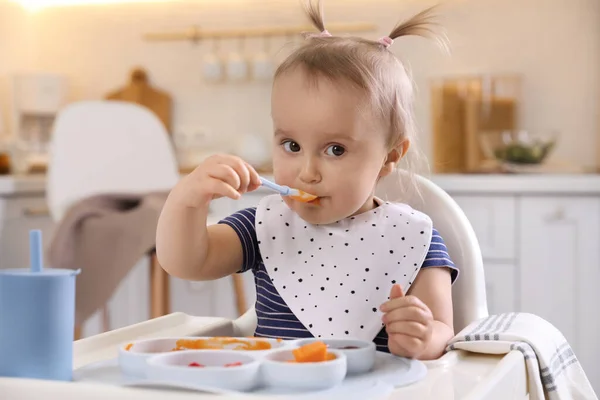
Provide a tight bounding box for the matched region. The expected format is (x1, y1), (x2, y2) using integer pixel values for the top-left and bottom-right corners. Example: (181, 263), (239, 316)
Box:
(119, 336), (378, 392)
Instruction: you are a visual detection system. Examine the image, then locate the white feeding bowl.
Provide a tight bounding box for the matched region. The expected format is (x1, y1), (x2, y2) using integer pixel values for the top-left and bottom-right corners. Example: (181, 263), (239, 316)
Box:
(295, 338), (376, 375)
(146, 350), (261, 392)
(260, 348), (347, 390)
(119, 337), (181, 378)
(118, 336), (287, 378)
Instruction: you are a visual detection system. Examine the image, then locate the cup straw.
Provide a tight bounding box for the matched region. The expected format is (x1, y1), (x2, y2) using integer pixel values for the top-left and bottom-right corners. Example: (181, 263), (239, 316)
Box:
(29, 229), (43, 273)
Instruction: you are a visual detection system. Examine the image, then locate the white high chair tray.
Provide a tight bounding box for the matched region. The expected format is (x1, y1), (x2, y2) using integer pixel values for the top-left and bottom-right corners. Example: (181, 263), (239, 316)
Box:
(72, 320), (425, 398)
(0, 313), (529, 400)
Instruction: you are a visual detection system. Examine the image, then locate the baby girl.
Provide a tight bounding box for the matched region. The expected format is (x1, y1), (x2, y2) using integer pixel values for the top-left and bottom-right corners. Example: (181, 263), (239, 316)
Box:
(156, 1), (458, 360)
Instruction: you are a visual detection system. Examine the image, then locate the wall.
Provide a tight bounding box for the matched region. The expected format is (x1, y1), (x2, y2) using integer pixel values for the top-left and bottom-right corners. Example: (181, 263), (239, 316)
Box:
(0, 0), (599, 169)
(0, 2), (36, 136)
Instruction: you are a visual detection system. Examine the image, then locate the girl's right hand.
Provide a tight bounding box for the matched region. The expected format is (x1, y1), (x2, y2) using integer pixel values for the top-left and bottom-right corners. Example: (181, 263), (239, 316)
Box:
(172, 154), (262, 208)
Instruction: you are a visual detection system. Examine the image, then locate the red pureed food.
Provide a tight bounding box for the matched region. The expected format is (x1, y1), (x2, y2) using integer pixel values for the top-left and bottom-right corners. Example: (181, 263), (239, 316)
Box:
(188, 362), (204, 367)
(188, 361), (243, 368)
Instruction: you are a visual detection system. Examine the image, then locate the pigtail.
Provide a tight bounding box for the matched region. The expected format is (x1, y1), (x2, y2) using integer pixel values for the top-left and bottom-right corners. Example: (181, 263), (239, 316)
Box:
(304, 0), (326, 32)
(302, 0), (332, 38)
(381, 5), (449, 52)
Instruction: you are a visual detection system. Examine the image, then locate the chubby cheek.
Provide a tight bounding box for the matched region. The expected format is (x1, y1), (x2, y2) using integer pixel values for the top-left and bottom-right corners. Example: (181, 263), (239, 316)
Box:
(330, 181), (372, 214)
(272, 154), (297, 188)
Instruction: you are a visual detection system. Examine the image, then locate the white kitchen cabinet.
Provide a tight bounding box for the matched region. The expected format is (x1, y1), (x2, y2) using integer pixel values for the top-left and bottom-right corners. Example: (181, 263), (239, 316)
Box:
(0, 195), (55, 269)
(451, 196), (516, 260)
(519, 196), (600, 390)
(482, 262), (518, 316)
(82, 257), (151, 337)
(169, 274), (257, 321)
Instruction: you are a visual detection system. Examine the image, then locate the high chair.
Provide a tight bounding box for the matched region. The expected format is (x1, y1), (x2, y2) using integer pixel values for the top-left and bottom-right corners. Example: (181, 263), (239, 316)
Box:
(232, 170), (489, 337)
(46, 100), (180, 335)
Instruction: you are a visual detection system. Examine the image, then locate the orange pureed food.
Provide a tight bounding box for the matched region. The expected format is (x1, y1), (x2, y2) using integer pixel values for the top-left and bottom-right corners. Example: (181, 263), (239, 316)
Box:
(172, 337), (276, 351)
(289, 341), (336, 363)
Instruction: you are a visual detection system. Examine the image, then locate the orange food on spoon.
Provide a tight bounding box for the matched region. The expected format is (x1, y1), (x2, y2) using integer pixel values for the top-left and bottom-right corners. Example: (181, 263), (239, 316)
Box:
(289, 190), (319, 204)
(259, 177), (319, 204)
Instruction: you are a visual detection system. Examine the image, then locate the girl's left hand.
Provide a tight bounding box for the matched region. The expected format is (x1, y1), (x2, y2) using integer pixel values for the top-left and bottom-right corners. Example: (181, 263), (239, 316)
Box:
(379, 284), (434, 358)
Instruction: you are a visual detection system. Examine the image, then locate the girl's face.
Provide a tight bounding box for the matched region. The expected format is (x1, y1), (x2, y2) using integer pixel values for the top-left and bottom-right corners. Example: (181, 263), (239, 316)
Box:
(271, 67), (394, 225)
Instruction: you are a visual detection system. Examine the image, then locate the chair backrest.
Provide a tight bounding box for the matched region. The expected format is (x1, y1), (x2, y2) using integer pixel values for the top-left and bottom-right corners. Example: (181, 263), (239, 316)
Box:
(46, 100), (180, 221)
(233, 170), (488, 336)
(375, 170), (488, 332)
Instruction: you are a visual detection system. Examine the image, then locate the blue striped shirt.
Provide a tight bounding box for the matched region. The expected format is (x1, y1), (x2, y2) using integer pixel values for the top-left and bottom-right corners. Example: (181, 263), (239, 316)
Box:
(219, 207), (458, 353)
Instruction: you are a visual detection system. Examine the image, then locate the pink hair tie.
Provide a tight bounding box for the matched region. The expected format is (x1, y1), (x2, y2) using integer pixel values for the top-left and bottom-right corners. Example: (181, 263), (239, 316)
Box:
(379, 36), (394, 48)
(305, 29), (332, 39)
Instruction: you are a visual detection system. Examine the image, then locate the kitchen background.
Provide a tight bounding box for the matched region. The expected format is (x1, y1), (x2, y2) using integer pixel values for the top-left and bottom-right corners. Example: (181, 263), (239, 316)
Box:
(0, 0), (599, 393)
(0, 0), (599, 169)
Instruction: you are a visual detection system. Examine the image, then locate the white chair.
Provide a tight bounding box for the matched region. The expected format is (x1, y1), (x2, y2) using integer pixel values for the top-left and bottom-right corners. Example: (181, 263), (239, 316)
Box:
(232, 170), (488, 337)
(46, 100), (180, 335)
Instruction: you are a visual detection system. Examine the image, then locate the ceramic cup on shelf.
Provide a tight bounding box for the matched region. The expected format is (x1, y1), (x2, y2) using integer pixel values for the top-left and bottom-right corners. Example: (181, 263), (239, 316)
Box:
(252, 51), (273, 82)
(0, 230), (81, 381)
(252, 36), (274, 82)
(202, 38), (224, 83)
(226, 52), (248, 82)
(226, 37), (250, 82)
(202, 53), (223, 83)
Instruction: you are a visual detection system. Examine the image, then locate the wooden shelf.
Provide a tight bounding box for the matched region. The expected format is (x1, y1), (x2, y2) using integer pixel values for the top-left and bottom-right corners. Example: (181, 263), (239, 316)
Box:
(144, 22), (377, 43)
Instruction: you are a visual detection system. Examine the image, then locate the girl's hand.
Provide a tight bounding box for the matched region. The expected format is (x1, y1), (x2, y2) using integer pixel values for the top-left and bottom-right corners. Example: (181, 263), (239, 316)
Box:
(380, 284), (434, 359)
(172, 154), (261, 208)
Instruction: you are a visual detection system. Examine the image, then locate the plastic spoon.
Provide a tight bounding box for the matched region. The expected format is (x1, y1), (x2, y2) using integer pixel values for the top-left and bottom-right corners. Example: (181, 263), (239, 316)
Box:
(259, 177), (319, 203)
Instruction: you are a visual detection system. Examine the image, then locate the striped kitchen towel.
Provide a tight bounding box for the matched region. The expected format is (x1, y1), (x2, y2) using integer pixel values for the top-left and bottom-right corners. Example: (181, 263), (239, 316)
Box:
(447, 312), (597, 400)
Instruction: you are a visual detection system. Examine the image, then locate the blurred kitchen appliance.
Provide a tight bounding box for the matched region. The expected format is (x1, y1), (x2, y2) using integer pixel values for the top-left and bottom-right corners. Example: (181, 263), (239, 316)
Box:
(10, 73), (68, 172)
(431, 74), (522, 173)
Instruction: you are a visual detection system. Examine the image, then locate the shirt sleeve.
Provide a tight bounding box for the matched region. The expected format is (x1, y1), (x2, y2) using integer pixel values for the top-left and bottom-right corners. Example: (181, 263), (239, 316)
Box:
(217, 207), (262, 273)
(421, 228), (459, 283)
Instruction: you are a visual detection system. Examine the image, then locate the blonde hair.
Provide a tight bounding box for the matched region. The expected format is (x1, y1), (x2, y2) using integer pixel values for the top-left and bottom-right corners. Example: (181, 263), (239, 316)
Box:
(274, 1), (448, 199)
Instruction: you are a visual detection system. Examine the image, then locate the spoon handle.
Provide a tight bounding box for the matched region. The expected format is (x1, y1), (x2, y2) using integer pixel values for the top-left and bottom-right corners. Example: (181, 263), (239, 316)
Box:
(259, 177), (291, 196)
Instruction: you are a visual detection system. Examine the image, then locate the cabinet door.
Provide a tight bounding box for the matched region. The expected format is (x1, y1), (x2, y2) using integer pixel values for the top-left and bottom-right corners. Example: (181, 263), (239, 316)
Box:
(170, 273), (256, 320)
(452, 196), (516, 260)
(484, 262), (518, 315)
(0, 197), (55, 270)
(519, 197), (600, 391)
(82, 257), (150, 337)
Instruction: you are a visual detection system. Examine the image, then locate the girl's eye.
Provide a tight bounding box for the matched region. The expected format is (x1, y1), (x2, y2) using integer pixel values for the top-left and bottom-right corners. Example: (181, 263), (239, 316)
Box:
(325, 145), (345, 157)
(283, 140), (301, 153)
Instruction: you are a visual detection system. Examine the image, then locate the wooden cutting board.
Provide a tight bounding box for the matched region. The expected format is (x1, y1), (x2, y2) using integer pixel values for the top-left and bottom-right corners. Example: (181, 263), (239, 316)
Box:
(105, 67), (172, 134)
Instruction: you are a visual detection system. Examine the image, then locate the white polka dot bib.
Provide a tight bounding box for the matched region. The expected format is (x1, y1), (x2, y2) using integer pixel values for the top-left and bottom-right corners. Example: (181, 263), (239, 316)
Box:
(255, 194), (433, 342)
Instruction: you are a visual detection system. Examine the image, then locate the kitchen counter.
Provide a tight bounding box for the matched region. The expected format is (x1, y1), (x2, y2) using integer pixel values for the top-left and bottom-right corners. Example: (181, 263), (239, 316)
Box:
(0, 174), (46, 196)
(2, 173), (599, 196)
(431, 173), (600, 194)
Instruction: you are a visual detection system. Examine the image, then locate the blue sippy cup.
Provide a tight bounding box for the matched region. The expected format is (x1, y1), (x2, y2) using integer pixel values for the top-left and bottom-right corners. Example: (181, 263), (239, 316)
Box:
(0, 229), (80, 381)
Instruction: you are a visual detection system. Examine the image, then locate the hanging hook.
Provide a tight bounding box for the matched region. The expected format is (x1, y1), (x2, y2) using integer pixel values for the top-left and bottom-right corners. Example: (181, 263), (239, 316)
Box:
(189, 25), (201, 45)
(262, 33), (271, 54)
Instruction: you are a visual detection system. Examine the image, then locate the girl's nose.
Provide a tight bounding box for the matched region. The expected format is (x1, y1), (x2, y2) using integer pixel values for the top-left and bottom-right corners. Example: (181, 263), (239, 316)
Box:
(298, 157), (321, 184)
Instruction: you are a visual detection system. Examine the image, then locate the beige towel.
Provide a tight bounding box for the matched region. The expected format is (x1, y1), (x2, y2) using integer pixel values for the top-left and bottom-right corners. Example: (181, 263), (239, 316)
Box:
(447, 313), (598, 400)
(47, 192), (169, 325)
